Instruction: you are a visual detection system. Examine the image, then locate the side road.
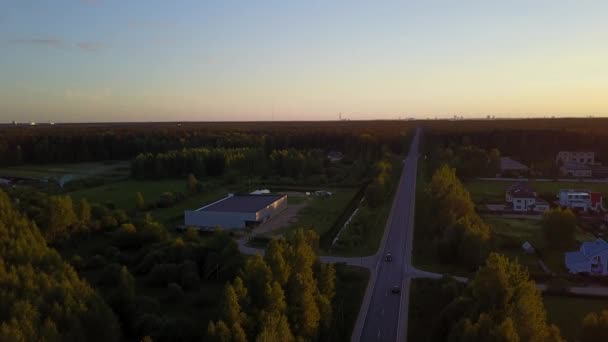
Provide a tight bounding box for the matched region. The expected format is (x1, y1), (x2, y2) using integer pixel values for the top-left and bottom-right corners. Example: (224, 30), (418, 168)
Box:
(238, 237), (608, 297)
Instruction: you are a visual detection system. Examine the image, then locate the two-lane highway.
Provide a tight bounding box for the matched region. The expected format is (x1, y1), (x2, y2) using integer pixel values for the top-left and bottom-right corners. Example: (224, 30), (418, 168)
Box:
(360, 128), (420, 342)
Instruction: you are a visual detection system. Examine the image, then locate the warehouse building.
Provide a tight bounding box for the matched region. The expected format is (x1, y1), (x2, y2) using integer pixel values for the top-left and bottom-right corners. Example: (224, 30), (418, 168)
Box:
(184, 194), (287, 229)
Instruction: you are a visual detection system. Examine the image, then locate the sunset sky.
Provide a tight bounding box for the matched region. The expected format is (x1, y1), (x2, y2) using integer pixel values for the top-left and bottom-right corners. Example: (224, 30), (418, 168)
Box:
(1, 0), (608, 122)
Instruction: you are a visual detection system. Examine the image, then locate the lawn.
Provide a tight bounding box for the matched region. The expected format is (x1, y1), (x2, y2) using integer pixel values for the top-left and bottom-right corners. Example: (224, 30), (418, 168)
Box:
(0, 161), (130, 181)
(281, 188), (358, 237)
(465, 179), (608, 204)
(544, 295), (608, 341)
(69, 178), (188, 210)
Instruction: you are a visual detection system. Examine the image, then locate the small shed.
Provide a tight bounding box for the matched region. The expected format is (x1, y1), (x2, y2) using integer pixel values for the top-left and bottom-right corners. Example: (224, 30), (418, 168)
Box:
(522, 241), (535, 254)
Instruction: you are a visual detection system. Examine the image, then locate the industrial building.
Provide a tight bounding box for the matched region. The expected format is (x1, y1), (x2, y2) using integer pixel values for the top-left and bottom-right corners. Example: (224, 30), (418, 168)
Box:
(184, 194), (287, 229)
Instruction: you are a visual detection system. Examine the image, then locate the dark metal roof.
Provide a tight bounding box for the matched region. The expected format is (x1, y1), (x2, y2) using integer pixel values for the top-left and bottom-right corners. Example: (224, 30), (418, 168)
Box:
(199, 194), (286, 213)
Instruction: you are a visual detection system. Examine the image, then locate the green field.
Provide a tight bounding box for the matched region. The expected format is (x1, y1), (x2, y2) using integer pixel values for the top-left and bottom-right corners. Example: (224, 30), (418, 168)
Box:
(0, 161), (130, 181)
(69, 178), (188, 210)
(282, 188), (358, 237)
(465, 179), (608, 203)
(544, 295), (608, 341)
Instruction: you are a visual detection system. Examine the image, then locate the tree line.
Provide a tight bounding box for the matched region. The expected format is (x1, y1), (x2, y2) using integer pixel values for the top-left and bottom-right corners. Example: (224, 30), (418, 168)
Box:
(417, 164), (492, 269)
(130, 147), (327, 180)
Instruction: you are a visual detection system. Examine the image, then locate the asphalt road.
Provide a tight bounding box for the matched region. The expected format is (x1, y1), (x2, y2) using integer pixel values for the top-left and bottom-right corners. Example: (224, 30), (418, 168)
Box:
(360, 128), (420, 342)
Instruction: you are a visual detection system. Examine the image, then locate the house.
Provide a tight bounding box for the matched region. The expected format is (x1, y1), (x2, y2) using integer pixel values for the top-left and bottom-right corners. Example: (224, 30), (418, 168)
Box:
(327, 151), (343, 162)
(560, 161), (593, 178)
(557, 151), (595, 165)
(565, 239), (608, 275)
(499, 157), (528, 175)
(558, 189), (603, 212)
(505, 183), (549, 212)
(184, 194), (287, 229)
(506, 182), (535, 203)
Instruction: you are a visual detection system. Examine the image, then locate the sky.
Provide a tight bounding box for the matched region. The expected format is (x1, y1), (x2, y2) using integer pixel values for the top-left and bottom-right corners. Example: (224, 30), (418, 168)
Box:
(1, 0), (608, 122)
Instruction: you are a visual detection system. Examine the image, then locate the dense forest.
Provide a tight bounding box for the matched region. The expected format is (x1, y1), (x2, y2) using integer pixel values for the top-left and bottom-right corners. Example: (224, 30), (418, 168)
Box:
(0, 189), (120, 341)
(0, 121), (413, 166)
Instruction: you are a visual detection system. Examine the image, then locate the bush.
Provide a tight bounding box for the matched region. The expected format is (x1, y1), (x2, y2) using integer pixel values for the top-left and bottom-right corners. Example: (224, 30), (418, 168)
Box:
(98, 263), (122, 286)
(146, 263), (180, 287)
(167, 282), (184, 300)
(71, 254), (84, 269)
(86, 254), (107, 269)
(105, 246), (121, 261)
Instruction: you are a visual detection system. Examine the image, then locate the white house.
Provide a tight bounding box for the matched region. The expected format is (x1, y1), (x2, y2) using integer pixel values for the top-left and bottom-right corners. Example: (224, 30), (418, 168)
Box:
(505, 183), (549, 212)
(556, 151), (595, 165)
(558, 189), (603, 212)
(560, 161), (593, 178)
(565, 239), (608, 275)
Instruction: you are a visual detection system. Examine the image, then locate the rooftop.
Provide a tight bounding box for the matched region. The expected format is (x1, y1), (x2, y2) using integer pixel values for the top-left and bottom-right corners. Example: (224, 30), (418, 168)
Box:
(500, 157), (528, 171)
(197, 194), (286, 213)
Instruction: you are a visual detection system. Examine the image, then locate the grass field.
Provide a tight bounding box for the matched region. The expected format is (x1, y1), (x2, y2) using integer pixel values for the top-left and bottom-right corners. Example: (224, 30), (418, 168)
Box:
(330, 264), (370, 342)
(69, 178), (187, 210)
(0, 161), (130, 181)
(544, 295), (608, 341)
(281, 188), (358, 237)
(465, 179), (608, 204)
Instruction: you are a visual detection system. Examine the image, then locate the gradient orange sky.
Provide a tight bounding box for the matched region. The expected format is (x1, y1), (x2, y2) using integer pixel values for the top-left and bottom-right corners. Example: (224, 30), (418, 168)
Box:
(1, 1), (607, 122)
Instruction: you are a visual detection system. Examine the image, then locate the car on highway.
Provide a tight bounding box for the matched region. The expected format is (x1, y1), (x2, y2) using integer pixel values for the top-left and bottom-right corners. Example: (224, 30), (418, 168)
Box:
(385, 253), (392, 262)
(391, 286), (401, 294)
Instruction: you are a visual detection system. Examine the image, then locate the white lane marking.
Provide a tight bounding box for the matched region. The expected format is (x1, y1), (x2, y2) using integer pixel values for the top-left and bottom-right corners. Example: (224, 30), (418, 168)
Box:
(385, 291), (388, 297)
(377, 330), (381, 338)
(381, 309), (384, 316)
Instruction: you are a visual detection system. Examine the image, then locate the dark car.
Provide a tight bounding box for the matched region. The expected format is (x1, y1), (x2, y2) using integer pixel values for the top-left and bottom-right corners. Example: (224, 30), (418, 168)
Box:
(391, 286), (401, 294)
(385, 253), (392, 262)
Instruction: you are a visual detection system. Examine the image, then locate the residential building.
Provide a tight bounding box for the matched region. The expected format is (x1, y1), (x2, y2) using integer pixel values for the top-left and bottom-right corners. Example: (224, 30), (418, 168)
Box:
(327, 150), (344, 162)
(505, 182), (549, 212)
(565, 239), (608, 275)
(505, 182), (535, 203)
(556, 151), (595, 165)
(499, 157), (528, 175)
(560, 161), (593, 178)
(184, 194), (287, 229)
(558, 189), (603, 212)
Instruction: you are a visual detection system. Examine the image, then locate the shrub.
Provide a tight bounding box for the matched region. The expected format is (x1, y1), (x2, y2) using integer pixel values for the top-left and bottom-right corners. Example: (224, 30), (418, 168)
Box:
(167, 282), (184, 300)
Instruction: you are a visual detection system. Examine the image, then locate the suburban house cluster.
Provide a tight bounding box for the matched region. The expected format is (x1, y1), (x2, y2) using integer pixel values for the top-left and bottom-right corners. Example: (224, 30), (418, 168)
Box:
(557, 151), (608, 178)
(502, 183), (604, 214)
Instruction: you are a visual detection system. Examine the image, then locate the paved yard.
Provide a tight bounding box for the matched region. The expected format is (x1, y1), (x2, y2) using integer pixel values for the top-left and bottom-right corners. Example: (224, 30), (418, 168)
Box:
(255, 202), (308, 236)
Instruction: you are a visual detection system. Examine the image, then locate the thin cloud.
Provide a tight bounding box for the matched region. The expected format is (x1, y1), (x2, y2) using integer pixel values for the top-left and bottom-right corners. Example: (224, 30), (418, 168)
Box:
(11, 37), (65, 49)
(76, 42), (103, 52)
(81, 0), (101, 5)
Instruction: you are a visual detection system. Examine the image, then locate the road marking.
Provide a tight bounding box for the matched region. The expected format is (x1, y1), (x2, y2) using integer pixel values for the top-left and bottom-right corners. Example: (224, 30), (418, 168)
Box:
(377, 330), (381, 338)
(385, 291), (388, 297)
(381, 309), (384, 315)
